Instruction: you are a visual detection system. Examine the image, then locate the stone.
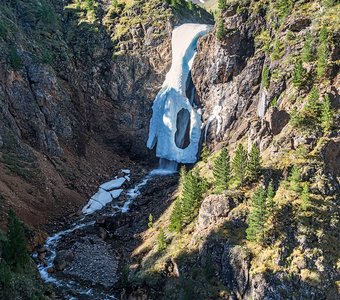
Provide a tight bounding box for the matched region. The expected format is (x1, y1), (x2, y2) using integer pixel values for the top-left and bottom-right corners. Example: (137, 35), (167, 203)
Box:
(54, 250), (75, 271)
(197, 192), (243, 230)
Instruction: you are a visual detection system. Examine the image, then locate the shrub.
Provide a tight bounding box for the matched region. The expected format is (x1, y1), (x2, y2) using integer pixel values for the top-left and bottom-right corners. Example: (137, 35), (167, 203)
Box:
(8, 47), (22, 71)
(261, 65), (270, 88)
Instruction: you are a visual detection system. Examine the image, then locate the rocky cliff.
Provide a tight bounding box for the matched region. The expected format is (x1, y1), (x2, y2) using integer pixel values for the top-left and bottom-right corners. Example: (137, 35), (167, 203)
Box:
(0, 0), (211, 229)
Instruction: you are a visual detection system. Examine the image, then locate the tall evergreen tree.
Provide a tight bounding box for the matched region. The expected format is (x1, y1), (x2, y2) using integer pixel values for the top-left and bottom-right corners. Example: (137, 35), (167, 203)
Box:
(3, 210), (29, 271)
(321, 94), (333, 134)
(181, 170), (204, 226)
(200, 143), (208, 163)
(216, 18), (225, 40)
(247, 144), (262, 182)
(213, 147), (231, 193)
(246, 187), (267, 242)
(233, 144), (248, 186)
(169, 197), (183, 233)
(289, 165), (301, 192)
(292, 59), (306, 88)
(305, 86), (320, 118)
(317, 26), (329, 78)
(302, 33), (314, 62)
(157, 229), (166, 252)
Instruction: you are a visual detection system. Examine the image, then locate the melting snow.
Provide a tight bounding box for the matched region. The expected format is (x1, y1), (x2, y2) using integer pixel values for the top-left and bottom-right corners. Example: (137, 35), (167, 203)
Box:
(147, 23), (212, 164)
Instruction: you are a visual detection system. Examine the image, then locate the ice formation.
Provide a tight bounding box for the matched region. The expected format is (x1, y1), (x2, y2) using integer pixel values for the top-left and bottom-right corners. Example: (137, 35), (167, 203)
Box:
(204, 105), (222, 142)
(147, 23), (212, 164)
(82, 170), (128, 215)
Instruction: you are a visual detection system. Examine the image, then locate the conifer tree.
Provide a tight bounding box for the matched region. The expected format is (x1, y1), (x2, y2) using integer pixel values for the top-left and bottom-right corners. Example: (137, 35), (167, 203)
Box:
(266, 180), (275, 216)
(247, 144), (262, 182)
(261, 65), (270, 88)
(292, 59), (306, 88)
(289, 165), (301, 192)
(169, 198), (182, 232)
(233, 144), (248, 186)
(216, 18), (225, 40)
(157, 229), (166, 252)
(246, 187), (267, 242)
(148, 213), (153, 229)
(3, 210), (29, 271)
(321, 94), (333, 134)
(181, 170), (204, 226)
(201, 143), (208, 163)
(305, 86), (320, 121)
(317, 26), (329, 78)
(302, 33), (314, 62)
(213, 147), (231, 193)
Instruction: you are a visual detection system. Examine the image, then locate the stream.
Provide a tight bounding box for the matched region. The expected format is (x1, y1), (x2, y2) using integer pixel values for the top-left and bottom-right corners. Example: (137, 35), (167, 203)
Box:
(34, 168), (176, 299)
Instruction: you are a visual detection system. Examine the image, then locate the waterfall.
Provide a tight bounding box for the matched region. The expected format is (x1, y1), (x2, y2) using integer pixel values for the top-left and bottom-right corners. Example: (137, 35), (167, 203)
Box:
(147, 24), (212, 169)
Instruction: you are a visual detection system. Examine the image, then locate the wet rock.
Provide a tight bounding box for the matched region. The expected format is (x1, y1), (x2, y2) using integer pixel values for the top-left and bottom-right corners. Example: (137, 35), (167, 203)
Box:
(54, 250), (74, 271)
(63, 235), (119, 288)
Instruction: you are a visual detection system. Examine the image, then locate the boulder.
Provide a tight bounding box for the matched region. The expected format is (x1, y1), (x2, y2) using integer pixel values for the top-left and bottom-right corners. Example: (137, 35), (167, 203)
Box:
(54, 250), (74, 271)
(197, 192), (243, 230)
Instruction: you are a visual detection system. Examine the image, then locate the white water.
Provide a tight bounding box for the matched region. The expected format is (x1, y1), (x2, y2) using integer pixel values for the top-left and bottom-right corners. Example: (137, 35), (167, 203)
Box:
(147, 23), (212, 164)
(204, 105), (222, 142)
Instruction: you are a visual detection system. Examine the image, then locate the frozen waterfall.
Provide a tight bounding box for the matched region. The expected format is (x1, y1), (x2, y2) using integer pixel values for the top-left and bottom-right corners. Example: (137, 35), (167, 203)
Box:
(147, 23), (212, 165)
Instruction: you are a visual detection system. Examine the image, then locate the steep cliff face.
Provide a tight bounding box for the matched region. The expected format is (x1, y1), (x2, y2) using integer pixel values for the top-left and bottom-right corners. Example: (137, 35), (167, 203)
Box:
(0, 0), (211, 228)
(121, 1), (339, 299)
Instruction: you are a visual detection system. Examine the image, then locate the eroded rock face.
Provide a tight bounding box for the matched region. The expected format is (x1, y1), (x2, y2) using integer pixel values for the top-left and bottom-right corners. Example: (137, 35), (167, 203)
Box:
(197, 192), (243, 230)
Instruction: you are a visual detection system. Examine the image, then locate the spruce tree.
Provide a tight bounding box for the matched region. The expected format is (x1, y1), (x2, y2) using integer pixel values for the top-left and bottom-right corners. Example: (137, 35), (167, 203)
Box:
(317, 26), (329, 78)
(3, 210), (29, 271)
(305, 86), (320, 120)
(201, 143), (208, 163)
(292, 59), (306, 88)
(233, 144), (248, 186)
(289, 165), (301, 192)
(247, 144), (262, 182)
(157, 229), (166, 252)
(302, 33), (314, 62)
(261, 65), (270, 88)
(246, 187), (267, 242)
(216, 18), (225, 40)
(169, 197), (183, 233)
(321, 94), (333, 134)
(181, 170), (204, 226)
(213, 147), (231, 193)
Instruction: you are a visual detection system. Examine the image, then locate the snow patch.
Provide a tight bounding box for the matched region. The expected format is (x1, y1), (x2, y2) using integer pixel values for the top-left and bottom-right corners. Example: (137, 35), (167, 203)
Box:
(100, 177), (126, 191)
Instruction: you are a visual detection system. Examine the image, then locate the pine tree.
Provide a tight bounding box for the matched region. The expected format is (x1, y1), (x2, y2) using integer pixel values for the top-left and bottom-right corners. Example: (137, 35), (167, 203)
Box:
(181, 170), (204, 226)
(246, 187), (267, 242)
(169, 197), (183, 232)
(233, 144), (248, 186)
(261, 65), (270, 88)
(3, 210), (29, 271)
(216, 18), (225, 40)
(321, 94), (333, 134)
(302, 33), (314, 62)
(148, 213), (153, 229)
(213, 147), (231, 193)
(247, 144), (262, 182)
(266, 181), (275, 216)
(200, 143), (208, 163)
(317, 26), (329, 78)
(300, 182), (310, 211)
(305, 86), (320, 119)
(157, 229), (166, 252)
(292, 59), (306, 88)
(289, 165), (301, 192)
